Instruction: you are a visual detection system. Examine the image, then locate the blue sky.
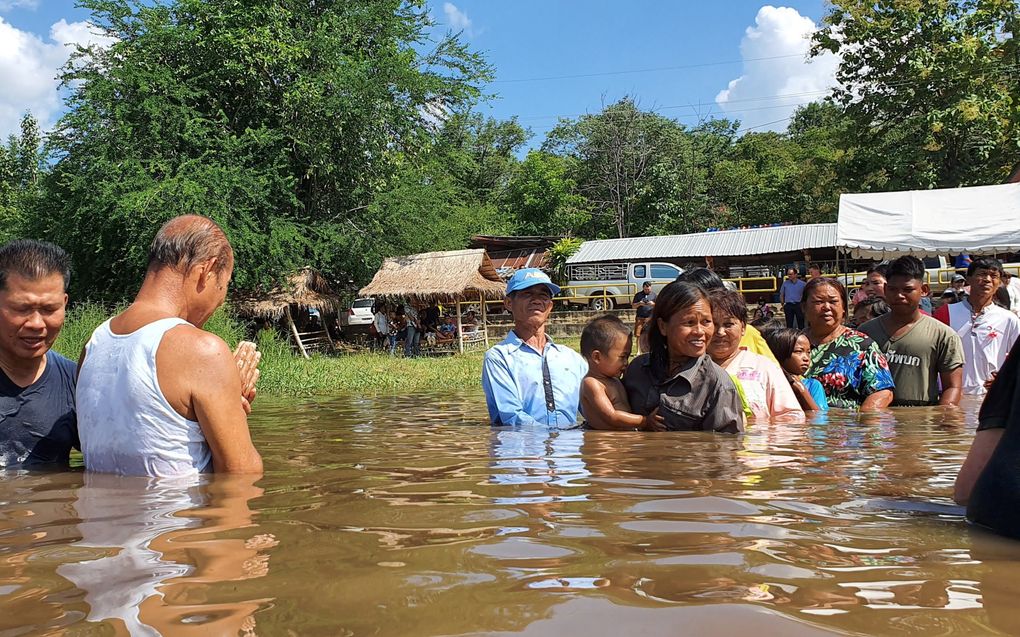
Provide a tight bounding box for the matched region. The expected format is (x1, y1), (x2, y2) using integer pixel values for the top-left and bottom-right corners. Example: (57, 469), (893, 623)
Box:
(0, 1), (839, 144)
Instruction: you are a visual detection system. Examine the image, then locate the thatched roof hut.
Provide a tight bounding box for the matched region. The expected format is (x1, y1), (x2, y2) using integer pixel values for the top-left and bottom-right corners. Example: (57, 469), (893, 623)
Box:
(234, 267), (342, 320)
(233, 267), (342, 358)
(359, 249), (505, 303)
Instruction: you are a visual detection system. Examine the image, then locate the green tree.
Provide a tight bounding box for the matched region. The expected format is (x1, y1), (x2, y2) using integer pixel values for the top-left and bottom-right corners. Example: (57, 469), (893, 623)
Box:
(787, 101), (847, 223)
(503, 151), (590, 236)
(0, 113), (46, 243)
(437, 112), (530, 203)
(709, 131), (800, 227)
(643, 119), (739, 234)
(814, 0), (1020, 189)
(544, 98), (681, 238)
(34, 0), (491, 301)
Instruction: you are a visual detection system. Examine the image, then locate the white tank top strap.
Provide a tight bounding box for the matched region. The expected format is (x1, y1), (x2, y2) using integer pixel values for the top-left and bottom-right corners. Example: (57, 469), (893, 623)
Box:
(77, 316), (213, 477)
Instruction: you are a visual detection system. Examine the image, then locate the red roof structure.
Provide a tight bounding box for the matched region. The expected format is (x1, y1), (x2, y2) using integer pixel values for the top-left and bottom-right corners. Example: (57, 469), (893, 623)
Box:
(468, 235), (562, 276)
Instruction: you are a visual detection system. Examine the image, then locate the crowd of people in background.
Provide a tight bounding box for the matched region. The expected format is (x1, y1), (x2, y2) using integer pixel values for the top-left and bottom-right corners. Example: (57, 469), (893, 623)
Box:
(369, 300), (472, 355)
(481, 256), (1020, 539)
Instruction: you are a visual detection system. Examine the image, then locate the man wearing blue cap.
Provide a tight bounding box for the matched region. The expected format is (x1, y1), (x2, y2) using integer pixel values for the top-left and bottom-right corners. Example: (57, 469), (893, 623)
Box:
(482, 268), (587, 427)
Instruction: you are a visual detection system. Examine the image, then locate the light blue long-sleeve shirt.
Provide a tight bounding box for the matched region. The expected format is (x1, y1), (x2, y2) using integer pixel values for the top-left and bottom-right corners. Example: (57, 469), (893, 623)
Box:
(482, 331), (587, 428)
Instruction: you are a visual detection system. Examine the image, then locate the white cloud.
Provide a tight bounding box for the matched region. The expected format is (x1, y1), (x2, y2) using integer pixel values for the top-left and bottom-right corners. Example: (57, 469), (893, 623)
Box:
(443, 2), (474, 36)
(50, 18), (117, 50)
(0, 17), (114, 140)
(715, 5), (840, 132)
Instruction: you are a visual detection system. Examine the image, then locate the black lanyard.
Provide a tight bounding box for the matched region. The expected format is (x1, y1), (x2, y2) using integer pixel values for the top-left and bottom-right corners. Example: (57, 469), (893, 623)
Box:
(541, 355), (556, 413)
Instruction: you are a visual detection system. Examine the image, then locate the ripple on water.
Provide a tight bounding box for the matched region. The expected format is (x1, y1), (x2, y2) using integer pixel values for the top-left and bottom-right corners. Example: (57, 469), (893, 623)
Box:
(2, 393), (1017, 636)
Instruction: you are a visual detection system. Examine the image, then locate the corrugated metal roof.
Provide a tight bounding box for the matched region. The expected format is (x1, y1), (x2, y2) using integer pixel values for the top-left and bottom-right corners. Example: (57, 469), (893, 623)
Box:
(566, 223), (838, 264)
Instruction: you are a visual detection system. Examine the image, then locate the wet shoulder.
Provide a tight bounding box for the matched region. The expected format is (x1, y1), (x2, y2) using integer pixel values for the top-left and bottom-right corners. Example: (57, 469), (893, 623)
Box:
(699, 356), (735, 388)
(46, 351), (78, 392)
(162, 324), (231, 361)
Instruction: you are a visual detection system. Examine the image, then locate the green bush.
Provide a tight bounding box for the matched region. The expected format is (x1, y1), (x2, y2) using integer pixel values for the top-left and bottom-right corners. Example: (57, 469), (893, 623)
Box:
(53, 302), (111, 360)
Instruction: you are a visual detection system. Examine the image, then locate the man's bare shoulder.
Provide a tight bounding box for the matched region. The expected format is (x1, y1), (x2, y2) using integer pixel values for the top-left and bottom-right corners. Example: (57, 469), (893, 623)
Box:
(161, 324), (233, 362)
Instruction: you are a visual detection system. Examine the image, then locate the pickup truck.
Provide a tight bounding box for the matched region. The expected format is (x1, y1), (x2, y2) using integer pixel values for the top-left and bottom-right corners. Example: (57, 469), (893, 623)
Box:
(562, 261), (683, 311)
(832, 256), (1020, 293)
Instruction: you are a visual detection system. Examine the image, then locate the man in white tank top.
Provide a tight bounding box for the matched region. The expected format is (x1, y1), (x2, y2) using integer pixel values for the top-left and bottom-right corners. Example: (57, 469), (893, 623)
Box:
(77, 215), (263, 477)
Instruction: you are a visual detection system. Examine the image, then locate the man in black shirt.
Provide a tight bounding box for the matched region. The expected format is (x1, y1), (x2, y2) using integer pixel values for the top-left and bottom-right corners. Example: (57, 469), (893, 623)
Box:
(956, 339), (1020, 537)
(632, 281), (656, 353)
(0, 240), (78, 467)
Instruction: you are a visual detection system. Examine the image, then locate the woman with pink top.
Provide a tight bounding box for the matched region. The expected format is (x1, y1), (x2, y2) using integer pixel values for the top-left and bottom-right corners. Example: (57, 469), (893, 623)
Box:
(706, 288), (805, 423)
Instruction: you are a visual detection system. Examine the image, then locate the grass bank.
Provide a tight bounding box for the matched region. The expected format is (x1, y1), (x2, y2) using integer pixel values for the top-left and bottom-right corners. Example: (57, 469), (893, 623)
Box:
(53, 304), (579, 396)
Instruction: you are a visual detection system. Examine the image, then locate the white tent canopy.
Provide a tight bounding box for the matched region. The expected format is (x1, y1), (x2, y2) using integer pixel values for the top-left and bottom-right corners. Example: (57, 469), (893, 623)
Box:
(837, 183), (1020, 258)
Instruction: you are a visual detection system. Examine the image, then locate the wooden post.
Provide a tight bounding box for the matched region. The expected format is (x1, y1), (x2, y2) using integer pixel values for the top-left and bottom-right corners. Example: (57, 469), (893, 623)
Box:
(285, 305), (310, 359)
(321, 306), (336, 350)
(480, 291), (489, 349)
(456, 299), (465, 354)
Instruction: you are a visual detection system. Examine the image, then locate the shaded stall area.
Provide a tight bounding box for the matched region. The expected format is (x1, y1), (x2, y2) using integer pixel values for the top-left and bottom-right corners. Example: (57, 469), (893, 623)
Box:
(359, 249), (505, 353)
(234, 267), (342, 358)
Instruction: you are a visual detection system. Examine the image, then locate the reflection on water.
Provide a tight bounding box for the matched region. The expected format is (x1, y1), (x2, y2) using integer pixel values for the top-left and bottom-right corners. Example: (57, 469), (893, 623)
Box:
(4, 394), (1020, 635)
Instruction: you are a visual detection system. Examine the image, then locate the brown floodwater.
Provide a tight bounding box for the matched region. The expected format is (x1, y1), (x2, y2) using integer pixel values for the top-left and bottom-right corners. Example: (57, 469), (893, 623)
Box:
(3, 394), (1020, 636)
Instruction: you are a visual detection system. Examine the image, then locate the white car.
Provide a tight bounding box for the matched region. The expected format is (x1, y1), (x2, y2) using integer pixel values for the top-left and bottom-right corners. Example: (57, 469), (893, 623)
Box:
(341, 297), (375, 327)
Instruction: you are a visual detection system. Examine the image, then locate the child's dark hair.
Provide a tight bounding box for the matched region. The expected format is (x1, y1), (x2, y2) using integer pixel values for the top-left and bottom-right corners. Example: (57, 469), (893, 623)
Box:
(761, 326), (802, 363)
(707, 288), (747, 324)
(886, 255), (925, 282)
(580, 314), (631, 358)
(648, 281), (710, 372)
(854, 296), (890, 320)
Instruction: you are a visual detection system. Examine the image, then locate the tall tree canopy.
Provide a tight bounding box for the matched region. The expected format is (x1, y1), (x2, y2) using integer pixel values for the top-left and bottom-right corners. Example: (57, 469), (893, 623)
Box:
(33, 0), (491, 300)
(814, 0), (1020, 190)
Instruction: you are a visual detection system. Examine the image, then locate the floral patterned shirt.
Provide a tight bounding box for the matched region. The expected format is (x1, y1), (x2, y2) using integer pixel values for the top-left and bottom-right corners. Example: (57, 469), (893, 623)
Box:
(806, 328), (895, 409)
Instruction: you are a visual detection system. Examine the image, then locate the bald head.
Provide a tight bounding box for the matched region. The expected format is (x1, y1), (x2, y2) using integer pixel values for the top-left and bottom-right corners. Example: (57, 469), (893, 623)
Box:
(148, 215), (233, 276)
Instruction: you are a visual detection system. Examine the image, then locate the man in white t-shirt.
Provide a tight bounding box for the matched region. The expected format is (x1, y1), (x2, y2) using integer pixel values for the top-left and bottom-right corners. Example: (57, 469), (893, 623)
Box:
(935, 258), (1020, 395)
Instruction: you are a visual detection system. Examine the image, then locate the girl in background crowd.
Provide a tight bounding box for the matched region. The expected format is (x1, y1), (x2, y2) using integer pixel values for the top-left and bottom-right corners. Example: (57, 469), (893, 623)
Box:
(762, 327), (827, 412)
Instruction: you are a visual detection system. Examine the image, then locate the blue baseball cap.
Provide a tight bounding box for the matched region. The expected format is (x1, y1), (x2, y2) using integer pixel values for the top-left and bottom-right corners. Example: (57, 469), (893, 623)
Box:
(505, 268), (561, 296)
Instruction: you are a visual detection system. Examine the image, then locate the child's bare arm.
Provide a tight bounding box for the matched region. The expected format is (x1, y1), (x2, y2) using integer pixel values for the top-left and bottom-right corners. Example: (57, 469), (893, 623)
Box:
(582, 377), (648, 430)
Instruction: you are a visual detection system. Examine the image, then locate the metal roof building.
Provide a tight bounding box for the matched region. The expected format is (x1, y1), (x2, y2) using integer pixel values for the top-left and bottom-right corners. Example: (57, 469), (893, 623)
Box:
(566, 223), (838, 264)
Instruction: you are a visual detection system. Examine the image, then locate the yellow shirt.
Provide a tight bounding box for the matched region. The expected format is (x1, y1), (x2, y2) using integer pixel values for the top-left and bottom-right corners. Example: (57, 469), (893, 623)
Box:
(740, 324), (778, 364)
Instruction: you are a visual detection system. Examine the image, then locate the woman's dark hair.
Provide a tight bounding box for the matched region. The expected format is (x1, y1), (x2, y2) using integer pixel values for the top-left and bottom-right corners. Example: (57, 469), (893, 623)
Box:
(801, 276), (848, 316)
(994, 285), (1011, 310)
(761, 326), (802, 363)
(676, 267), (725, 290)
(648, 281), (710, 372)
(708, 288), (746, 324)
(866, 263), (889, 278)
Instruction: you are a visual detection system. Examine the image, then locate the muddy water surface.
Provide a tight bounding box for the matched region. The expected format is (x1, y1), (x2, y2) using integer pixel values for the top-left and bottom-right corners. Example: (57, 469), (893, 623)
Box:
(2, 395), (1020, 636)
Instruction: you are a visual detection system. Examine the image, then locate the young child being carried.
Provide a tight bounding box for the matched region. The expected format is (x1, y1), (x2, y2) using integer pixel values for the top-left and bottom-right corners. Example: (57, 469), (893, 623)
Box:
(580, 315), (664, 431)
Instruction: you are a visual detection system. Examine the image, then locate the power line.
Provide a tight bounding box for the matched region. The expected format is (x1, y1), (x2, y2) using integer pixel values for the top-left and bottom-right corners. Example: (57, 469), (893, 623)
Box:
(502, 61), (1020, 132)
(736, 116), (794, 134)
(492, 53), (809, 84)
